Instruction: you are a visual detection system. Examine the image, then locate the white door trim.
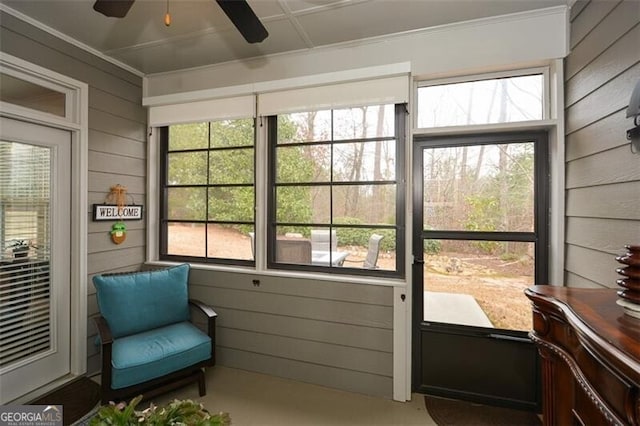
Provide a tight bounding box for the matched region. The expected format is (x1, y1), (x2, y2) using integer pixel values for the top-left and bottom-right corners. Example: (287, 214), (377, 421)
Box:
(0, 53), (88, 401)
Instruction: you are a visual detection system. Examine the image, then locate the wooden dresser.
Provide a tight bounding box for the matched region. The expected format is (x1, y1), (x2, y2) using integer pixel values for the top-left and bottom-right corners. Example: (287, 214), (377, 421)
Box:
(525, 285), (640, 425)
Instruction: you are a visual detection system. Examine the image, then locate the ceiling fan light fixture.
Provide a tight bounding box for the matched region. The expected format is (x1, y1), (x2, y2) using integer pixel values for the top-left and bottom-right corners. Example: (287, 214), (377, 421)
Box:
(92, 0), (267, 43)
(164, 0), (171, 26)
(93, 0), (135, 18)
(215, 0), (268, 44)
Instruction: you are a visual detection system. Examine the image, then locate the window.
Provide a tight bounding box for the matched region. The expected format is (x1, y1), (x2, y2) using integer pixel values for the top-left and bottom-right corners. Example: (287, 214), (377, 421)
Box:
(159, 119), (255, 264)
(0, 73), (66, 118)
(268, 104), (405, 277)
(416, 73), (545, 128)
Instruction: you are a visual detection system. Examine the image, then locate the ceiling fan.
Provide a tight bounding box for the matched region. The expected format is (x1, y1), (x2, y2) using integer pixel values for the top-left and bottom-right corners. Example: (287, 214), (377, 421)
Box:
(92, 0), (268, 44)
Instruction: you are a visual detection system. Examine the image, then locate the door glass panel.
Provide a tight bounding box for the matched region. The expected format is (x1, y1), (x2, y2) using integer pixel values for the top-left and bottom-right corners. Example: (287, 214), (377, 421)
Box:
(423, 239), (534, 332)
(423, 142), (535, 232)
(0, 73), (66, 117)
(0, 141), (52, 367)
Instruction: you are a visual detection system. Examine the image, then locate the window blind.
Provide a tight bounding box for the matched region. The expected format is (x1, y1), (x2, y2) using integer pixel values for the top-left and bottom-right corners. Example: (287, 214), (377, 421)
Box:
(148, 95), (256, 127)
(257, 75), (409, 116)
(0, 141), (52, 368)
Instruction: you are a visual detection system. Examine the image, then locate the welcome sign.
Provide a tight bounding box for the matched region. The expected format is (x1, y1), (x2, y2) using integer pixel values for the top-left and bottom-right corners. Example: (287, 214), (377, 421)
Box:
(93, 204), (143, 221)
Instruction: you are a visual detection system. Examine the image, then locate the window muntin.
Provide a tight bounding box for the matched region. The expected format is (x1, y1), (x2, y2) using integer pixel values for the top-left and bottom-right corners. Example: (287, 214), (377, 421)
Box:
(269, 104), (404, 276)
(417, 74), (544, 128)
(160, 119), (255, 263)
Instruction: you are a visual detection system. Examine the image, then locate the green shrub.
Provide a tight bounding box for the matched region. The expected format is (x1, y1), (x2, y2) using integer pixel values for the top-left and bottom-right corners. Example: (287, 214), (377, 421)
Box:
(89, 396), (231, 426)
(423, 239), (441, 254)
(334, 217), (396, 252)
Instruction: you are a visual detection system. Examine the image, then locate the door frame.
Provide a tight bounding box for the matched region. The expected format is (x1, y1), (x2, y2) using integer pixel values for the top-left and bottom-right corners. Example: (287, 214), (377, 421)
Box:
(411, 131), (549, 410)
(0, 52), (88, 402)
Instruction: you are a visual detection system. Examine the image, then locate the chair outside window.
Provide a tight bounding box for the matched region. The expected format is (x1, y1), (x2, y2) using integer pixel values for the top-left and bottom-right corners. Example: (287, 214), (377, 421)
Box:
(276, 238), (312, 264)
(344, 234), (384, 269)
(363, 234), (384, 269)
(311, 230), (337, 252)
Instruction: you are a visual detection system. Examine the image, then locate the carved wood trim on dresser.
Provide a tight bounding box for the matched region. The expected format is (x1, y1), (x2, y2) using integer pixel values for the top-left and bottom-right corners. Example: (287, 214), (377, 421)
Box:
(525, 286), (640, 426)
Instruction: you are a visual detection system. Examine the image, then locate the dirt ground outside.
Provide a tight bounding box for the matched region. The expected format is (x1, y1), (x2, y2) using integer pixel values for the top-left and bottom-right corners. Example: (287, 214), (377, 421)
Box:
(168, 224), (532, 331)
(424, 254), (533, 331)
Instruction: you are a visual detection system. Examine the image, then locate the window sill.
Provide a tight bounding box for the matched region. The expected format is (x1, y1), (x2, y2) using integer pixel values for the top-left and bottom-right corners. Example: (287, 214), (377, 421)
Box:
(145, 260), (408, 288)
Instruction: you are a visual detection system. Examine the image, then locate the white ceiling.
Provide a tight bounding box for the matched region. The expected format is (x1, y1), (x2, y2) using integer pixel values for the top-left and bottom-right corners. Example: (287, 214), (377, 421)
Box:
(1, 0), (569, 75)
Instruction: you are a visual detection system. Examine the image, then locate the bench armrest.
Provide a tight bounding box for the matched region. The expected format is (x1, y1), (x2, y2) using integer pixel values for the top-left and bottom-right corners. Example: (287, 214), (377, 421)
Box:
(94, 315), (113, 345)
(188, 299), (217, 363)
(189, 299), (218, 319)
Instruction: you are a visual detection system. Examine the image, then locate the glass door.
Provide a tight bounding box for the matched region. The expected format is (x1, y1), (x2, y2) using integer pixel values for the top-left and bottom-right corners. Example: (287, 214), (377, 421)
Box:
(412, 131), (548, 410)
(0, 117), (71, 403)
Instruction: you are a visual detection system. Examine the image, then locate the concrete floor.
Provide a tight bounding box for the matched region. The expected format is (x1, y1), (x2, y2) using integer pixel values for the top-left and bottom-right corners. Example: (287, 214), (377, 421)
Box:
(152, 366), (436, 426)
(424, 291), (494, 328)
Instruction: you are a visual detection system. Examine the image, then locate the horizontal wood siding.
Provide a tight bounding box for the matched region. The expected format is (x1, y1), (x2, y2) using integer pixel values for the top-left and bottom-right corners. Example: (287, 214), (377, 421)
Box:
(0, 12), (147, 375)
(564, 1), (640, 289)
(188, 269), (394, 398)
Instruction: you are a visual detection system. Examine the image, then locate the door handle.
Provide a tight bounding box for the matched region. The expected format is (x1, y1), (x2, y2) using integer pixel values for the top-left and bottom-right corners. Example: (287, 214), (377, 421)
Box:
(488, 333), (531, 343)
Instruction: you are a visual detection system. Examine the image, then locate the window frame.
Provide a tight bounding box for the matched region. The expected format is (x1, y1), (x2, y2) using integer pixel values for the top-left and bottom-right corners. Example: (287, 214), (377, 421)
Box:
(266, 103), (407, 278)
(158, 121), (257, 266)
(414, 67), (550, 131)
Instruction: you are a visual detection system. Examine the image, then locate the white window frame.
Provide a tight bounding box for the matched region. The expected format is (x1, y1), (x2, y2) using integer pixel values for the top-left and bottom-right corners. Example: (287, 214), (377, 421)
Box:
(414, 66), (551, 133)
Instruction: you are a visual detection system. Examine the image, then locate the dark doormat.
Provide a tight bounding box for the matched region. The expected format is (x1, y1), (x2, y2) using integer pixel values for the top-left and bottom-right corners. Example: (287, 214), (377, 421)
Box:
(30, 376), (101, 425)
(424, 395), (542, 426)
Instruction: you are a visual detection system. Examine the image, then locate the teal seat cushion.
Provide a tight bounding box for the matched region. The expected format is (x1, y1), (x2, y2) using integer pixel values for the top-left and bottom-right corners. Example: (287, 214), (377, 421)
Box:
(110, 321), (211, 389)
(93, 264), (190, 338)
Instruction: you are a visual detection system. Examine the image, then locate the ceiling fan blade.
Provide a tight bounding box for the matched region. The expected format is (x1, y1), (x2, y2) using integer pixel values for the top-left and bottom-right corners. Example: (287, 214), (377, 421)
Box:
(93, 0), (135, 18)
(215, 0), (268, 44)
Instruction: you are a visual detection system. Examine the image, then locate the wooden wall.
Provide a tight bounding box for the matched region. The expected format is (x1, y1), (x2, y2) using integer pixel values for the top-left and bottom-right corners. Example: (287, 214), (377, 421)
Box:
(188, 269), (395, 398)
(564, 0), (640, 288)
(0, 12), (147, 374)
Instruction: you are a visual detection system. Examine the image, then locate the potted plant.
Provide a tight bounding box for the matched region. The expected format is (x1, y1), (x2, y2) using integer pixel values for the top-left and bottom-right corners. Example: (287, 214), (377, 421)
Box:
(7, 239), (33, 259)
(89, 395), (231, 426)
